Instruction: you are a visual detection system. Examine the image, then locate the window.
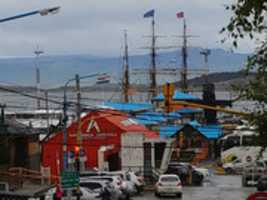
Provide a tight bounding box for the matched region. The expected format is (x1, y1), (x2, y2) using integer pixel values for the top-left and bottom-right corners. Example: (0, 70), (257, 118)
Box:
(161, 176), (179, 182)
(80, 182), (102, 190)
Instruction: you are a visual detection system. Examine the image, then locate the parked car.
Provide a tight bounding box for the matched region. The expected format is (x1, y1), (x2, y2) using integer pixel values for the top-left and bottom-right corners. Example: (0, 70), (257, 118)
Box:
(257, 176), (267, 191)
(223, 158), (248, 174)
(242, 160), (267, 187)
(128, 171), (145, 194)
(104, 170), (144, 195)
(193, 166), (211, 181)
(155, 174), (182, 198)
(79, 179), (120, 200)
(166, 162), (203, 186)
(82, 176), (129, 200)
(103, 171), (137, 195)
(45, 186), (99, 200)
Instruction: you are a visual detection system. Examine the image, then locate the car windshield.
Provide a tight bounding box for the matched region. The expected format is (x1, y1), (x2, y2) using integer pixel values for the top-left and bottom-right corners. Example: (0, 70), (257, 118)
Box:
(161, 176), (179, 182)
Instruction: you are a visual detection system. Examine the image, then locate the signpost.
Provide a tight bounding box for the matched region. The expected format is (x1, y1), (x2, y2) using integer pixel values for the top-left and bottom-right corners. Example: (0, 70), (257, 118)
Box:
(60, 171), (79, 189)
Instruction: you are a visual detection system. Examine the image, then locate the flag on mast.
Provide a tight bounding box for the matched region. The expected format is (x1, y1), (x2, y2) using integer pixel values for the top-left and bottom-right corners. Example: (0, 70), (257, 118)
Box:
(144, 9), (155, 18)
(176, 11), (184, 19)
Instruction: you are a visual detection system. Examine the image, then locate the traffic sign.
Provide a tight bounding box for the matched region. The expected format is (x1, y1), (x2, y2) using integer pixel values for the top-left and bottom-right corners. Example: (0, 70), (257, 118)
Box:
(60, 171), (79, 189)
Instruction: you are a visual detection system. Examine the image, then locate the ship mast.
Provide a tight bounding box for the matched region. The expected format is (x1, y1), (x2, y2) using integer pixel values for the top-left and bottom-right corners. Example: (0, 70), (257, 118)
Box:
(122, 30), (130, 103)
(149, 15), (157, 98)
(181, 18), (188, 93)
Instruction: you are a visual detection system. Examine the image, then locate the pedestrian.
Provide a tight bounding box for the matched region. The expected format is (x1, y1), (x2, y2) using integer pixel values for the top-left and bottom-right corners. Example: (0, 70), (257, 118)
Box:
(53, 184), (63, 200)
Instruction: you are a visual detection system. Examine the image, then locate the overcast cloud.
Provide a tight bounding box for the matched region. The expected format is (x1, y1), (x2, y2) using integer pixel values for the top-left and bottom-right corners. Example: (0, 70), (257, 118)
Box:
(0, 0), (257, 57)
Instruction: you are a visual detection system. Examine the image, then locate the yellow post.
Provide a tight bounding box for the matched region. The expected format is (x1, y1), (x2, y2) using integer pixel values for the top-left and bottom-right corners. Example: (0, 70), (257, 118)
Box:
(163, 82), (175, 113)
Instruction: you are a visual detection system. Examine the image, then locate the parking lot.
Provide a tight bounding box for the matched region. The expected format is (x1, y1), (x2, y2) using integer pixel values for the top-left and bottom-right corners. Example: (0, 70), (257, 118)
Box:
(133, 175), (256, 200)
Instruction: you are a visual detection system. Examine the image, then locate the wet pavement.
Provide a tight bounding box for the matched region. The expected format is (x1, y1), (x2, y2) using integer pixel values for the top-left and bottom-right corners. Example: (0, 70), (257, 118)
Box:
(134, 175), (256, 200)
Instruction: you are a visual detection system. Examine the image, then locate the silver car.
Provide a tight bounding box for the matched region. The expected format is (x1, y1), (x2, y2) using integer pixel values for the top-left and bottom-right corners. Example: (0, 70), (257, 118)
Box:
(155, 174), (182, 198)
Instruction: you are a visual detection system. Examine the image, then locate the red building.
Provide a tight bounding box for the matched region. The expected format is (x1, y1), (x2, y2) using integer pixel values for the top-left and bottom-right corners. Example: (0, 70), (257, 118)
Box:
(42, 110), (158, 176)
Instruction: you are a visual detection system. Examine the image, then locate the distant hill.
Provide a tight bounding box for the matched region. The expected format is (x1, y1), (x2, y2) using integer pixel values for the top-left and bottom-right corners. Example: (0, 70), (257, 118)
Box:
(0, 47), (250, 88)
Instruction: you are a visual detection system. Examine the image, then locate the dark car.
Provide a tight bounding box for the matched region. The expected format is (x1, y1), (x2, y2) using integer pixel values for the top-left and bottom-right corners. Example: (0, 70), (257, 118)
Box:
(257, 176), (267, 191)
(165, 162), (204, 186)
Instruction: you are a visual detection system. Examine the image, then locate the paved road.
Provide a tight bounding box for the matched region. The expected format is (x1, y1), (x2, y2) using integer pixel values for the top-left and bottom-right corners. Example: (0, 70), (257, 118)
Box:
(133, 175), (256, 200)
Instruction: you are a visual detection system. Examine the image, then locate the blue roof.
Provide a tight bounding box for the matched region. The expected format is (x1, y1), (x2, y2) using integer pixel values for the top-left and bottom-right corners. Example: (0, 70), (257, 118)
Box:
(135, 111), (182, 125)
(188, 120), (201, 127)
(103, 102), (154, 112)
(136, 112), (167, 123)
(196, 125), (222, 139)
(153, 91), (199, 101)
(134, 118), (159, 125)
(177, 108), (202, 114)
(168, 112), (182, 119)
(185, 121), (222, 139)
(160, 121), (222, 139)
(160, 125), (183, 138)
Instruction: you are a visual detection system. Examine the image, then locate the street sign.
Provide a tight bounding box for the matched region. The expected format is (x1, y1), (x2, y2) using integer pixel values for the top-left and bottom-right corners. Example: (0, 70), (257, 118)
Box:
(60, 171), (79, 189)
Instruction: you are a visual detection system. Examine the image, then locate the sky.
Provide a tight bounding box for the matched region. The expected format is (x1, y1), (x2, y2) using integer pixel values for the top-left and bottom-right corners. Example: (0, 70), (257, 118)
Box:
(0, 0), (258, 57)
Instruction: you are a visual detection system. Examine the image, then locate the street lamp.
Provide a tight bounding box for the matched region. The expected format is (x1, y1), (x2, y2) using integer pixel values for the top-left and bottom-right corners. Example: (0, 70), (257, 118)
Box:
(0, 6), (60, 23)
(62, 73), (105, 170)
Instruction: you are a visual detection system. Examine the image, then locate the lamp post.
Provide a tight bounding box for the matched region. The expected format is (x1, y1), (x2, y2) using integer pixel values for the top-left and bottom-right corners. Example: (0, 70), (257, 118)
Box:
(62, 73), (105, 171)
(34, 46), (44, 110)
(0, 7), (60, 24)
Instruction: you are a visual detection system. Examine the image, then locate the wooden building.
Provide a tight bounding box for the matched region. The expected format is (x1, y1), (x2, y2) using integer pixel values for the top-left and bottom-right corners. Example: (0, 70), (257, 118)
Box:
(0, 116), (40, 171)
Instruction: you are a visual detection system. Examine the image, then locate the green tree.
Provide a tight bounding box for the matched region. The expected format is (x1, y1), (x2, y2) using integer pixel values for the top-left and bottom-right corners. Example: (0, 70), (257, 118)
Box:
(222, 0), (267, 149)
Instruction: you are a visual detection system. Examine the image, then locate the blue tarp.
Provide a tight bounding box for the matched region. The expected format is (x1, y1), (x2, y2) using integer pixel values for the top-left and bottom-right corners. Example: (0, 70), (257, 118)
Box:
(103, 102), (154, 112)
(153, 91), (199, 101)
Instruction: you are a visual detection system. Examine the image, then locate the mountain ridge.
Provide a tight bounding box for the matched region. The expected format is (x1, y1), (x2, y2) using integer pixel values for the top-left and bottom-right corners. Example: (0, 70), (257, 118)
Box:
(0, 47), (250, 87)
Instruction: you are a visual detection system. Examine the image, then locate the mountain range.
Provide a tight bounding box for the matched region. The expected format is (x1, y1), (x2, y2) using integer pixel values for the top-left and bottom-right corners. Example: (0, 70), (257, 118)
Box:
(0, 47), (250, 88)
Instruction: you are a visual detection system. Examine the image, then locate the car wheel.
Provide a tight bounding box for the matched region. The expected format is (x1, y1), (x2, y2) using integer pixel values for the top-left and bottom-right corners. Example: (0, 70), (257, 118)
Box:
(176, 193), (182, 198)
(154, 192), (160, 197)
(225, 167), (234, 174)
(242, 178), (248, 187)
(257, 186), (264, 191)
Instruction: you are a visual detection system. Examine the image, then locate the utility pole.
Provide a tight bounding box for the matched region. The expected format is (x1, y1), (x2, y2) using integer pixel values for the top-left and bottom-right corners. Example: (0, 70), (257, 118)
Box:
(45, 90), (50, 135)
(75, 74), (81, 200)
(34, 47), (44, 109)
(122, 30), (130, 103)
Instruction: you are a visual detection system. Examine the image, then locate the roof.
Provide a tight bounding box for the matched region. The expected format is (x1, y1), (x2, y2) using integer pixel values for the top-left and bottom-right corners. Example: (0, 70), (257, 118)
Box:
(134, 118), (159, 126)
(152, 91), (199, 101)
(160, 125), (183, 138)
(134, 111), (181, 126)
(0, 119), (36, 136)
(103, 102), (154, 112)
(176, 108), (202, 114)
(160, 121), (222, 140)
(85, 110), (159, 139)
